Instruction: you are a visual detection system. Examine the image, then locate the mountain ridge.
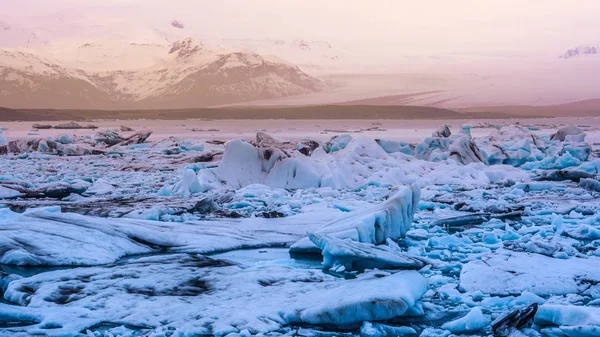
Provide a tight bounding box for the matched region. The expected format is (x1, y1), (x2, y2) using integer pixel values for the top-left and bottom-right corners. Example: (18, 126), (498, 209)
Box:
(0, 38), (323, 109)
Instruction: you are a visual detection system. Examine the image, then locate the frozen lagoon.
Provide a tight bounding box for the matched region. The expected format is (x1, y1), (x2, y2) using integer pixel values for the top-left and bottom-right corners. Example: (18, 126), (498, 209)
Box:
(1, 119), (600, 336)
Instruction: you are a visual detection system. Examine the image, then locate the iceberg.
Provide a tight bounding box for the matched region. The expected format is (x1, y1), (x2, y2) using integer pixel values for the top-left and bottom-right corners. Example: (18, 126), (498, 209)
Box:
(550, 125), (586, 142)
(294, 271), (428, 327)
(448, 136), (488, 165)
(323, 134), (352, 153)
(441, 307), (490, 334)
(309, 233), (425, 271)
(290, 184), (420, 253)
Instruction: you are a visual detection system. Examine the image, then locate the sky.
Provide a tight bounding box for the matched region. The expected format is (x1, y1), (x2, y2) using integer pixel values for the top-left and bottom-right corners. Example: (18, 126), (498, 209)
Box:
(1, 0), (599, 55)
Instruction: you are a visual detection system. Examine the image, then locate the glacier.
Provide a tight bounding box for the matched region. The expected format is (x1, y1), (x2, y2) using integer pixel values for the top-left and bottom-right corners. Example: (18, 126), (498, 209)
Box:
(1, 123), (600, 336)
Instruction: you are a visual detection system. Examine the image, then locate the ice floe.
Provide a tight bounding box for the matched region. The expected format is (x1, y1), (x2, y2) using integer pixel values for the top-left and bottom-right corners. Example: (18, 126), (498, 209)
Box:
(460, 250), (600, 296)
(1, 123), (600, 336)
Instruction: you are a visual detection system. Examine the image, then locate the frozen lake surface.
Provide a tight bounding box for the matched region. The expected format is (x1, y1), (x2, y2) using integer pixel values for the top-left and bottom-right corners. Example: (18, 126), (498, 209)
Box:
(1, 118), (600, 336)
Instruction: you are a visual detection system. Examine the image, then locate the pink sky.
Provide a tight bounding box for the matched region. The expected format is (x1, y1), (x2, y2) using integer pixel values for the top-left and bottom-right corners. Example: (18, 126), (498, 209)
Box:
(1, 0), (599, 54)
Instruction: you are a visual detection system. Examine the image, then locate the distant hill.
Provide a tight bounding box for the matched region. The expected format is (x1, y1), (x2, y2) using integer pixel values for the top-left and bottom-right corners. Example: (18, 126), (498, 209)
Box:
(0, 105), (516, 121)
(458, 99), (600, 117)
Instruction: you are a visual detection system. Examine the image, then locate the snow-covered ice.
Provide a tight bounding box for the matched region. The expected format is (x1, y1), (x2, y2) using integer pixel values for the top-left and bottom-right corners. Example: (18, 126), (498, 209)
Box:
(1, 121), (600, 336)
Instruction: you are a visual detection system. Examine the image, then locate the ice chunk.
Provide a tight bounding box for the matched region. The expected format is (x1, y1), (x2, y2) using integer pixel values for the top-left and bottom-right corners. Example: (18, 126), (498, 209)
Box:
(535, 305), (600, 327)
(536, 169), (595, 182)
(323, 134), (352, 153)
(578, 159), (600, 174)
(0, 185), (23, 199)
(522, 152), (582, 170)
(290, 184), (420, 253)
(562, 142), (592, 161)
(565, 224), (600, 240)
(360, 322), (417, 337)
(414, 137), (451, 160)
(0, 129), (6, 146)
(449, 136), (488, 165)
(173, 169), (204, 195)
(581, 178), (600, 192)
(83, 179), (114, 196)
(441, 307), (489, 334)
(433, 124), (451, 138)
(460, 250), (600, 296)
(55, 134), (73, 144)
(309, 233), (425, 271)
(296, 271), (427, 326)
(0, 207), (340, 266)
(484, 165), (529, 184)
(550, 125), (585, 142)
(460, 123), (472, 137)
(215, 139), (292, 188)
(477, 125), (546, 167)
(376, 139), (414, 155)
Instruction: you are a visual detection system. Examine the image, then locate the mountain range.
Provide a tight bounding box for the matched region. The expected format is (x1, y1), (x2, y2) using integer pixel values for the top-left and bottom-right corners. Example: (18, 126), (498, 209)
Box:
(0, 38), (323, 109)
(1, 12), (600, 110)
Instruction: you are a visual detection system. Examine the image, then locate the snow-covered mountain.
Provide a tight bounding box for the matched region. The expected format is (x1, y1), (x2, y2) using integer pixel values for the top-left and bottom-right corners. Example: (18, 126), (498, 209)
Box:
(149, 22), (355, 75)
(560, 45), (598, 59)
(0, 38), (323, 109)
(208, 38), (352, 74)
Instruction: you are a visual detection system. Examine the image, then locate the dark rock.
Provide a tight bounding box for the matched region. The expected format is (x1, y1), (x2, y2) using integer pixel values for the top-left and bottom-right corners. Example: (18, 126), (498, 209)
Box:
(492, 303), (538, 337)
(119, 131), (153, 146)
(188, 198), (217, 214)
(261, 211), (285, 218)
(95, 131), (124, 146)
(192, 152), (219, 162)
(214, 210), (242, 218)
(297, 140), (320, 156)
(36, 183), (83, 199)
(536, 170), (595, 182)
(54, 122), (98, 129)
(32, 124), (52, 129)
(120, 125), (134, 132)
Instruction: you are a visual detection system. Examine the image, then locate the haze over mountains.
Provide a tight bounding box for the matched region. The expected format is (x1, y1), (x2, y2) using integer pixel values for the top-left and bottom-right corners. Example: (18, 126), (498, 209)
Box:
(1, 1), (600, 110)
(0, 38), (322, 109)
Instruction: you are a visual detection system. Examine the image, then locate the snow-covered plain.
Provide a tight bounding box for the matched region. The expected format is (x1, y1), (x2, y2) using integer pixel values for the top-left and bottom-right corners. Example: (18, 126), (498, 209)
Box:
(2, 119), (600, 336)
